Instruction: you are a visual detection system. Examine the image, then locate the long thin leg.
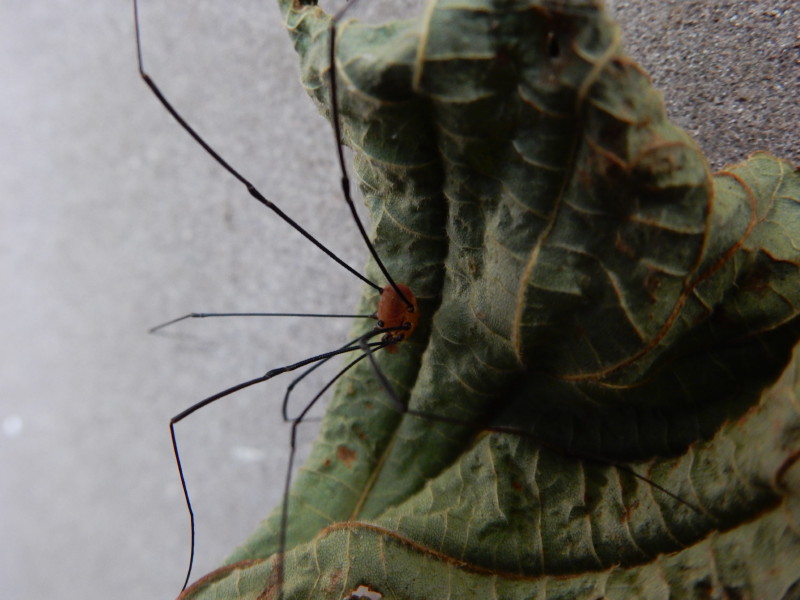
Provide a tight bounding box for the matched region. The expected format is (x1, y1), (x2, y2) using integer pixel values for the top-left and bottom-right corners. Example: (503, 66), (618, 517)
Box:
(356, 333), (405, 413)
(357, 331), (711, 518)
(356, 334), (713, 526)
(281, 339), (385, 422)
(325, 4), (413, 310)
(361, 332), (713, 518)
(149, 311), (374, 334)
(486, 425), (712, 518)
(169, 337), (378, 591)
(273, 326), (402, 599)
(357, 334), (480, 428)
(131, 0), (382, 294)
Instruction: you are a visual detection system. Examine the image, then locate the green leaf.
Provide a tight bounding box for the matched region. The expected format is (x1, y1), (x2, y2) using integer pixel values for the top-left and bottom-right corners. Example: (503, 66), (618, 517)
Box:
(179, 0), (800, 598)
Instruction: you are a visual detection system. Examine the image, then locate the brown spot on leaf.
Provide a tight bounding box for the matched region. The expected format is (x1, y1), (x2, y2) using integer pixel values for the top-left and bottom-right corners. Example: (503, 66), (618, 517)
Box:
(692, 577), (713, 600)
(614, 231), (637, 260)
(643, 270), (662, 302)
(738, 261), (772, 295)
(619, 500), (639, 524)
(576, 167), (593, 189)
(337, 445), (357, 468)
(320, 568), (342, 595)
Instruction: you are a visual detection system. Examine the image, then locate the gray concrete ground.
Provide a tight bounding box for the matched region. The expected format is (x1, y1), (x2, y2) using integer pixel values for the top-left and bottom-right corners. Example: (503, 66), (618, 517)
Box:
(0, 1), (796, 599)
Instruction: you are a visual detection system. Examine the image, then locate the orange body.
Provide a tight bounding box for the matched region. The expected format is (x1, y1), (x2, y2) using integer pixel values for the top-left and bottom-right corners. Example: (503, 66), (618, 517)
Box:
(376, 283), (418, 352)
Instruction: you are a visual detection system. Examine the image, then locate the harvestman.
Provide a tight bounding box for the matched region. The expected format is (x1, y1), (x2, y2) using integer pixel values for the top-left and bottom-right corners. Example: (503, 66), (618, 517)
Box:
(133, 1), (708, 597)
(132, 0), (438, 594)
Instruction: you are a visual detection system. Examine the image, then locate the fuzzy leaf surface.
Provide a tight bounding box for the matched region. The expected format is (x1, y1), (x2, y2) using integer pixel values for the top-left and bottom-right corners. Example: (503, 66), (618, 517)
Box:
(180, 0), (800, 598)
